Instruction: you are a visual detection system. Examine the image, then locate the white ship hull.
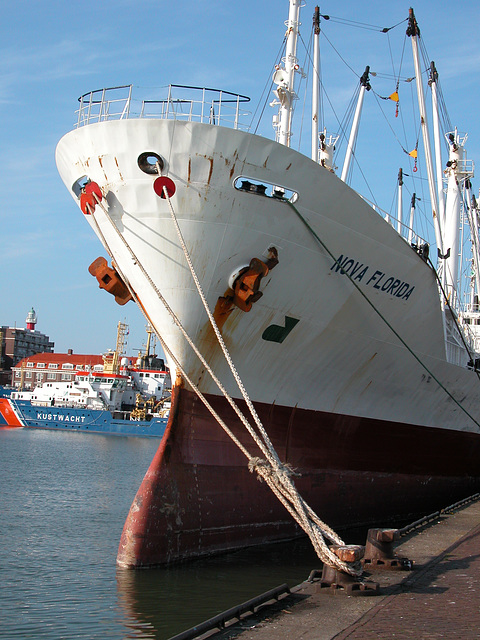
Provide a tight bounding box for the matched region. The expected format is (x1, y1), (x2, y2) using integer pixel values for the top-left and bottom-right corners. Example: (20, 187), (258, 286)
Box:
(56, 119), (480, 433)
(55, 5), (480, 565)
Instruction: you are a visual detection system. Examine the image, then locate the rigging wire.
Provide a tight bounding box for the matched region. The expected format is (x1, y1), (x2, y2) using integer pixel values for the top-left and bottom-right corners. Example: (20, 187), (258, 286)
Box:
(250, 36), (288, 135)
(418, 35), (453, 138)
(311, 21), (415, 205)
(369, 71), (414, 81)
(388, 180), (399, 223)
(394, 68), (434, 247)
(371, 89), (414, 158)
(294, 9), (475, 373)
(333, 84), (360, 162)
(296, 30), (313, 152)
(318, 29), (359, 80)
(323, 15), (408, 33)
(402, 180), (434, 248)
(296, 66), (310, 152)
(251, 7), (461, 298)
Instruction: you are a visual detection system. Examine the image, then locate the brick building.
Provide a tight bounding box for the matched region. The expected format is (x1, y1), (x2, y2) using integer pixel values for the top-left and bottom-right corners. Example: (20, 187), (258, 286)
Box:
(11, 352), (104, 390)
(0, 309), (55, 385)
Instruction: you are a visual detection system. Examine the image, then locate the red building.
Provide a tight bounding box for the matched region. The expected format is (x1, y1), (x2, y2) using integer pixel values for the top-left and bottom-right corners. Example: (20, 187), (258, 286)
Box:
(11, 352), (104, 390)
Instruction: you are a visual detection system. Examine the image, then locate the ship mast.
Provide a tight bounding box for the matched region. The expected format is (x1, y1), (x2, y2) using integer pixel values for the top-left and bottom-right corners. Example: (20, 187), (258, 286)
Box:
(103, 321), (128, 374)
(139, 324), (156, 368)
(444, 130), (474, 307)
(311, 6), (320, 161)
(408, 193), (416, 245)
(407, 8), (444, 257)
(429, 62), (446, 234)
(273, 0), (301, 147)
(397, 168), (403, 234)
(145, 325), (153, 358)
(341, 66), (371, 183)
(464, 185), (480, 310)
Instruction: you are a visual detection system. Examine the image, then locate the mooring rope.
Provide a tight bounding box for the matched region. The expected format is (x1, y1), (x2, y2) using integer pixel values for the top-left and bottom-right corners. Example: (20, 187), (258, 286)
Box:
(160, 186), (359, 570)
(88, 187), (360, 576)
(85, 171), (480, 577)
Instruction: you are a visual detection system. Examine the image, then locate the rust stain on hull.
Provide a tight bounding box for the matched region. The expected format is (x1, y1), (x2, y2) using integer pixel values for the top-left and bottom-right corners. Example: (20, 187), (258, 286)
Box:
(114, 157), (124, 181)
(116, 378), (183, 568)
(207, 157), (214, 185)
(98, 155), (108, 182)
(213, 289), (236, 331)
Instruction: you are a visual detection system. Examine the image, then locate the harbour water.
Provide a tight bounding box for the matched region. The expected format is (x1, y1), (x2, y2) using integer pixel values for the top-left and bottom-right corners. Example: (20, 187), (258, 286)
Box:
(0, 427), (319, 639)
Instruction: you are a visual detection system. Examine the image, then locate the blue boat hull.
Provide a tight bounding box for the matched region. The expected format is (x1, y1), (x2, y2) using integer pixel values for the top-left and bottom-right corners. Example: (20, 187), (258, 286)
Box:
(0, 396), (167, 438)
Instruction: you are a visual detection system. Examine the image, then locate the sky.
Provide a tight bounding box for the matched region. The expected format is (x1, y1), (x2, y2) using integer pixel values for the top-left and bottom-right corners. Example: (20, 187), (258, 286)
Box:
(1, 0), (480, 358)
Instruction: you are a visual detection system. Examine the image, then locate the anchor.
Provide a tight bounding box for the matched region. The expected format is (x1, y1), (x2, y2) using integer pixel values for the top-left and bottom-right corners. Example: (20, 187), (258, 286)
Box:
(88, 257), (133, 306)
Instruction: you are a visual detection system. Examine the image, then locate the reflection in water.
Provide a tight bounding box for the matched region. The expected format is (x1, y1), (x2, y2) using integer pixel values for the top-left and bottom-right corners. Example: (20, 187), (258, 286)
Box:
(2, 428), (365, 640)
(116, 539), (319, 639)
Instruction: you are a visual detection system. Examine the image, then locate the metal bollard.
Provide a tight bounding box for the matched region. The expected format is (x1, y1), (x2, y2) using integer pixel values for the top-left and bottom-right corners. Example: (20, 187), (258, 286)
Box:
(363, 528), (412, 570)
(313, 545), (379, 596)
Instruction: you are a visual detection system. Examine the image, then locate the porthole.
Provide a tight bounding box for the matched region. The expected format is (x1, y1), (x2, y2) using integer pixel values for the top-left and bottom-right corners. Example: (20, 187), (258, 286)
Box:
(138, 152), (165, 175)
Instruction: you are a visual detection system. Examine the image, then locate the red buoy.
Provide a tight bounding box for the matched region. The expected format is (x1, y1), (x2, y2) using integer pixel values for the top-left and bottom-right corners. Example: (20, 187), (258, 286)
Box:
(153, 176), (176, 199)
(85, 181), (103, 201)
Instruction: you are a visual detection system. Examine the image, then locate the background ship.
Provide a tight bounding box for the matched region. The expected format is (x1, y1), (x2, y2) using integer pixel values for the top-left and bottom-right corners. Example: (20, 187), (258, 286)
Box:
(55, 2), (480, 569)
(0, 323), (171, 437)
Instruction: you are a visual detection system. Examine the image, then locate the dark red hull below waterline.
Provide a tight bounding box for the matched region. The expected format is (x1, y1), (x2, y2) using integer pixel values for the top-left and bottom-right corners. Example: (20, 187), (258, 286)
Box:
(117, 386), (480, 568)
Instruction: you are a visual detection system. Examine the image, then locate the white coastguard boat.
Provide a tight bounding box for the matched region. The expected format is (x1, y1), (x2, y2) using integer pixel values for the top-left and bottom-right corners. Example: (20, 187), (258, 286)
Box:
(55, 3), (480, 571)
(0, 324), (171, 437)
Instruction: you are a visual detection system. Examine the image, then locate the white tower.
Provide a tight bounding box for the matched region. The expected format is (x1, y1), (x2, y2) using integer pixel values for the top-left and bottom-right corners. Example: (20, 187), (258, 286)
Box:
(25, 308), (37, 331)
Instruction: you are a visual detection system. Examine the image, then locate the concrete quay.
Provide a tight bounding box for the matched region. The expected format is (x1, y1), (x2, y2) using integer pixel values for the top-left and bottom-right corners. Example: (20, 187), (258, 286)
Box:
(202, 498), (480, 640)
